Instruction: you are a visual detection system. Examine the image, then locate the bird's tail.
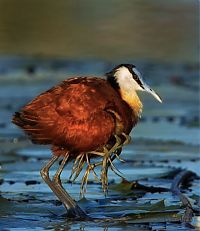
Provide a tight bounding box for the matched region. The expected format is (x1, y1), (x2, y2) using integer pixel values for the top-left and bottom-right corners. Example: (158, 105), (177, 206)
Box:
(12, 111), (37, 128)
(12, 112), (25, 127)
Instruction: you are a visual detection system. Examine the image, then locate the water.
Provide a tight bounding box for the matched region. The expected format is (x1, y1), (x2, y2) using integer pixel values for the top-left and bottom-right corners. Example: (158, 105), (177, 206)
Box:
(0, 58), (199, 230)
(0, 0), (199, 229)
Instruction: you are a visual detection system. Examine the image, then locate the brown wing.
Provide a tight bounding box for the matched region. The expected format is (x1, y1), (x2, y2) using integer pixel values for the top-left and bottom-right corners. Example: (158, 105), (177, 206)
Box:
(12, 77), (118, 151)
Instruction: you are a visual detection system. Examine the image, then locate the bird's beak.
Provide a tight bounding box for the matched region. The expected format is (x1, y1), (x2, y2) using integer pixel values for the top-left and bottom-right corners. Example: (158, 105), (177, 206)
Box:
(143, 84), (162, 103)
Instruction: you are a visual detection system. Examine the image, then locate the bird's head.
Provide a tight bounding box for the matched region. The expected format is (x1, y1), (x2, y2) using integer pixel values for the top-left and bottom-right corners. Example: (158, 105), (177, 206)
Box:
(106, 64), (162, 103)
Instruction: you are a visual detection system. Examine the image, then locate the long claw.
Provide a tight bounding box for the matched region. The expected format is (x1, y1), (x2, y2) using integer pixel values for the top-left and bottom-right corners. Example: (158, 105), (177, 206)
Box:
(114, 134), (121, 145)
(69, 153), (83, 180)
(113, 150), (126, 162)
(80, 154), (100, 197)
(88, 151), (105, 157)
(71, 161), (85, 183)
(108, 157), (123, 176)
(80, 166), (91, 197)
(69, 132), (130, 197)
(86, 154), (99, 182)
(122, 132), (131, 145)
(100, 147), (110, 196)
(110, 164), (124, 178)
(71, 154), (85, 183)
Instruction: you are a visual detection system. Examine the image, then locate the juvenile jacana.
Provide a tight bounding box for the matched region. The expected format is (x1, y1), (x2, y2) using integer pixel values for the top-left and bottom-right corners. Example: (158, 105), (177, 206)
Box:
(12, 64), (162, 218)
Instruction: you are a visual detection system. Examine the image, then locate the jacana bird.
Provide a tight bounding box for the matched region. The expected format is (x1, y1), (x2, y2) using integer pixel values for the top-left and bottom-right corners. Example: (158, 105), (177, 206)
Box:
(12, 64), (162, 218)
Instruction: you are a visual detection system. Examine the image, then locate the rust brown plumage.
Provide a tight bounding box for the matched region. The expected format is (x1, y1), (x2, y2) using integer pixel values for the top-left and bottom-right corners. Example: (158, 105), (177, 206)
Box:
(13, 77), (135, 156)
(12, 64), (162, 218)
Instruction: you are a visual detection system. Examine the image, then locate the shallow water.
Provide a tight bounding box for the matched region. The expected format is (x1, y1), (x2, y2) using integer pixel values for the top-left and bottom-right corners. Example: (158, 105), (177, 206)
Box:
(0, 57), (199, 230)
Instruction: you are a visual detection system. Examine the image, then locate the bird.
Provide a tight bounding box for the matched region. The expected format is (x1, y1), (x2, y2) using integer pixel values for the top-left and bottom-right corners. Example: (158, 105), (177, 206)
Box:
(12, 64), (162, 218)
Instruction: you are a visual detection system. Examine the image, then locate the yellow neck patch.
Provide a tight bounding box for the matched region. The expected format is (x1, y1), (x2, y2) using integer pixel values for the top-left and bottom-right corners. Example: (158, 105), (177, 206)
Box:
(120, 90), (143, 118)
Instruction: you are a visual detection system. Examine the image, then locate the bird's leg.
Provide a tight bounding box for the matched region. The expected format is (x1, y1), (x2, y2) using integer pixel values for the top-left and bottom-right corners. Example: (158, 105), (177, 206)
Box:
(52, 154), (77, 208)
(100, 147), (110, 195)
(40, 155), (87, 218)
(40, 155), (59, 185)
(52, 154), (87, 217)
(52, 154), (69, 186)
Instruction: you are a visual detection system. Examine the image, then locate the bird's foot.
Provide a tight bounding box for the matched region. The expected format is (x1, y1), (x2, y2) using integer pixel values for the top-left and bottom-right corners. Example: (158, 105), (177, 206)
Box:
(80, 154), (98, 197)
(112, 133), (131, 151)
(121, 132), (131, 145)
(86, 134), (128, 195)
(98, 133), (131, 195)
(69, 153), (86, 183)
(70, 133), (131, 197)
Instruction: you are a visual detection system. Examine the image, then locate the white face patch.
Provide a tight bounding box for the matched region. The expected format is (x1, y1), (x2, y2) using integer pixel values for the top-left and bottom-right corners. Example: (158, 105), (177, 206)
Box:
(112, 65), (162, 105)
(114, 66), (144, 92)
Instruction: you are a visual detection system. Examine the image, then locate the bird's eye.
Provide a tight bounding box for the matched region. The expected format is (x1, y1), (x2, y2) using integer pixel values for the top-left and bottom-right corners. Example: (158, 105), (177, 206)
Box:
(133, 74), (139, 81)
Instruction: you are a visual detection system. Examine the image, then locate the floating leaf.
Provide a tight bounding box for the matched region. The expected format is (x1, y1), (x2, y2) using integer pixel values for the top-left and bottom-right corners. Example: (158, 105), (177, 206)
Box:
(110, 179), (168, 194)
(126, 211), (182, 223)
(110, 178), (134, 193)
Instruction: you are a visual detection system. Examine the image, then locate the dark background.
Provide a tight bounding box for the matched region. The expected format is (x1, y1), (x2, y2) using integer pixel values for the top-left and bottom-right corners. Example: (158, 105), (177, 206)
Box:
(0, 0), (198, 63)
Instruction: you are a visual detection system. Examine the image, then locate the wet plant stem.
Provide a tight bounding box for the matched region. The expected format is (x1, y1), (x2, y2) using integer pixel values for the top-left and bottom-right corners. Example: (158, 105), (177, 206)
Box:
(170, 170), (196, 224)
